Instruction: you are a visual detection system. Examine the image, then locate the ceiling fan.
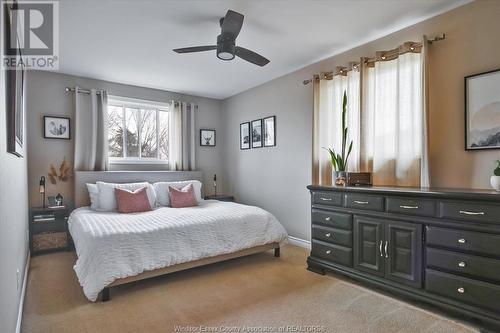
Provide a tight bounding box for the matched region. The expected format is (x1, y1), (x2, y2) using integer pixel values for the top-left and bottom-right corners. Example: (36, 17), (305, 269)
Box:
(173, 10), (270, 67)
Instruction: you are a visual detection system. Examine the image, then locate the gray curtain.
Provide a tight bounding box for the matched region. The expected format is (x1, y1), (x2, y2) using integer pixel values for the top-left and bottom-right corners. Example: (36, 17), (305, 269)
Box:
(168, 101), (196, 171)
(74, 87), (108, 171)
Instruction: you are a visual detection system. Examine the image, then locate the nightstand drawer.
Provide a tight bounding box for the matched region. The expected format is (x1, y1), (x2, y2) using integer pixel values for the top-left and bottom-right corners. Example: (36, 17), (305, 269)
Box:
(312, 225), (352, 247)
(312, 191), (342, 206)
(311, 209), (352, 230)
(345, 194), (384, 211)
(426, 226), (500, 258)
(440, 201), (500, 223)
(311, 240), (352, 267)
(387, 197), (436, 217)
(426, 269), (500, 313)
(426, 248), (500, 283)
(32, 218), (68, 234)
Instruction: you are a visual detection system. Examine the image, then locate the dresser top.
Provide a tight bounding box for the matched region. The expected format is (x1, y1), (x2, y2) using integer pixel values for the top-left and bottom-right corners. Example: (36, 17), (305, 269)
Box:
(307, 185), (500, 201)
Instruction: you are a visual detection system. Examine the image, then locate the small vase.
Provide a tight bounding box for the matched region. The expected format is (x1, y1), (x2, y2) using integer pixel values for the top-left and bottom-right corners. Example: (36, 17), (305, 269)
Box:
(333, 171), (348, 186)
(490, 176), (500, 191)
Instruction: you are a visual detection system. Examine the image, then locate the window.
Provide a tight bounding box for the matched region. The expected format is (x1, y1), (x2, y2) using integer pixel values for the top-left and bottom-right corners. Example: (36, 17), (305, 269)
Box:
(107, 96), (170, 164)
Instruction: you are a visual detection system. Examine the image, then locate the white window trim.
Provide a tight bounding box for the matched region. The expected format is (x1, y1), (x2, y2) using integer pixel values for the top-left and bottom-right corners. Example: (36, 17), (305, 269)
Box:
(107, 95), (170, 165)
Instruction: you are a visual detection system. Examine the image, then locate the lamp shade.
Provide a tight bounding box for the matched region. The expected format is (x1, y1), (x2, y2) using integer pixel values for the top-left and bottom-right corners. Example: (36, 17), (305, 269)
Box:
(39, 176), (45, 194)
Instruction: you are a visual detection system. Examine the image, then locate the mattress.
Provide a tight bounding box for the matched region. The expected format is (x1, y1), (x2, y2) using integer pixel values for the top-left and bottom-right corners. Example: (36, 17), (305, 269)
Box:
(68, 200), (288, 301)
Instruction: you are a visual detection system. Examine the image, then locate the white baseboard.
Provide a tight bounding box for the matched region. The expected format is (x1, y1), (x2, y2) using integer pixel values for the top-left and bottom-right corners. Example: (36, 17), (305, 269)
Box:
(15, 252), (30, 333)
(287, 236), (311, 249)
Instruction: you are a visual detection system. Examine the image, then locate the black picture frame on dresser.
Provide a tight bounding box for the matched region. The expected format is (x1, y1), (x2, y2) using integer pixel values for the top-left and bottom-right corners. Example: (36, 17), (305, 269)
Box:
(307, 185), (500, 331)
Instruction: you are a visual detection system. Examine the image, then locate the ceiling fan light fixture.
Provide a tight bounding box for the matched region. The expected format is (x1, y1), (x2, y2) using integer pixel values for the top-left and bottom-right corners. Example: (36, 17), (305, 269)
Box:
(216, 34), (235, 61)
(217, 51), (234, 60)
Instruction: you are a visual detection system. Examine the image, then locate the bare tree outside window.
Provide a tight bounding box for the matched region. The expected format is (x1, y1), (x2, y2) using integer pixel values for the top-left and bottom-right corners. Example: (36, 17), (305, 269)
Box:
(107, 100), (169, 162)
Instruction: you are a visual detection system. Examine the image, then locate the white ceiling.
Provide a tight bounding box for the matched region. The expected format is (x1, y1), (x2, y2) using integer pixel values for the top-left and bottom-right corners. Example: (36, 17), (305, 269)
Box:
(58, 0), (469, 100)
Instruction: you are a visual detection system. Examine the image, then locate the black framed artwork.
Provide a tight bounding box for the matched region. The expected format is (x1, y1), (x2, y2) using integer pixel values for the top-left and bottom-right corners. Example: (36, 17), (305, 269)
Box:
(251, 119), (263, 148)
(465, 68), (500, 150)
(200, 129), (216, 146)
(240, 122), (250, 150)
(44, 116), (71, 140)
(4, 2), (26, 157)
(263, 116), (276, 147)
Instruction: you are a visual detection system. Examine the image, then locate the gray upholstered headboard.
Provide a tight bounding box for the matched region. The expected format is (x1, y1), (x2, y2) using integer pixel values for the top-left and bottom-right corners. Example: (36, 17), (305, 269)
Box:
(74, 171), (203, 208)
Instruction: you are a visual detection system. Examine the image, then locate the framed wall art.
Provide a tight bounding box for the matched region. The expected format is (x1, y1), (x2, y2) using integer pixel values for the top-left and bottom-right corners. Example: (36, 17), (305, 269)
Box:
(240, 122), (250, 150)
(465, 68), (500, 150)
(44, 116), (71, 140)
(200, 129), (216, 147)
(263, 116), (276, 147)
(251, 119), (262, 148)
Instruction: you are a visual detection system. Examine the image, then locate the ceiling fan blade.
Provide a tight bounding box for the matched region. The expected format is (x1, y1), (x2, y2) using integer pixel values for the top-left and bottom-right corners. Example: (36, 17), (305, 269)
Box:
(221, 10), (244, 38)
(173, 45), (217, 53)
(235, 46), (270, 66)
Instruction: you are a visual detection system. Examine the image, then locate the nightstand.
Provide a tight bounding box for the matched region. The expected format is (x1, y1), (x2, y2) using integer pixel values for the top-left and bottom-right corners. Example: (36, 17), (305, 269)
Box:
(204, 194), (235, 202)
(29, 206), (73, 256)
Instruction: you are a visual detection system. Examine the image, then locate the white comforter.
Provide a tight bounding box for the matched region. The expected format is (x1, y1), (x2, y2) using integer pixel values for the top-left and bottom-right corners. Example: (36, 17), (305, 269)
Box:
(68, 200), (288, 301)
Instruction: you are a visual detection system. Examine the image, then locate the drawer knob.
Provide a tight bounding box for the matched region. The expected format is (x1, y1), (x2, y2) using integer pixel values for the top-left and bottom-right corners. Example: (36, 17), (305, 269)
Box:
(325, 233), (331, 238)
(326, 250), (332, 255)
(458, 238), (466, 244)
(457, 287), (465, 294)
(458, 261), (467, 268)
(325, 217), (331, 221)
(354, 200), (369, 205)
(321, 197), (333, 201)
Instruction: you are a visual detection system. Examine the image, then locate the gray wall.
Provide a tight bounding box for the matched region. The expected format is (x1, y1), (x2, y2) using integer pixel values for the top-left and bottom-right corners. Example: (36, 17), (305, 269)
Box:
(0, 59), (30, 331)
(25, 71), (226, 207)
(221, 0), (500, 241)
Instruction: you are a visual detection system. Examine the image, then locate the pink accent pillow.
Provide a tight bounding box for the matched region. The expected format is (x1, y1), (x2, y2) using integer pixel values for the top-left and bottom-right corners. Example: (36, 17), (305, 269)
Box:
(115, 187), (152, 213)
(169, 184), (198, 208)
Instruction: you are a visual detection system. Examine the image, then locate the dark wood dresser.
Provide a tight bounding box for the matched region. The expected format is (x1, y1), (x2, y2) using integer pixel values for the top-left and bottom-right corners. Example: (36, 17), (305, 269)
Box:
(307, 185), (500, 330)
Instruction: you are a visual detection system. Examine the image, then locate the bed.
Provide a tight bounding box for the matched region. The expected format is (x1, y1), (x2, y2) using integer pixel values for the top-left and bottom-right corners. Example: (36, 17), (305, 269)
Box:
(70, 171), (288, 301)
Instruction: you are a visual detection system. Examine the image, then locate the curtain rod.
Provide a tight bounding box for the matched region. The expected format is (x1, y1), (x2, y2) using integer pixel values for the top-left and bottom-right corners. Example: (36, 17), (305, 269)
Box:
(65, 87), (102, 95)
(302, 34), (445, 85)
(65, 87), (188, 107)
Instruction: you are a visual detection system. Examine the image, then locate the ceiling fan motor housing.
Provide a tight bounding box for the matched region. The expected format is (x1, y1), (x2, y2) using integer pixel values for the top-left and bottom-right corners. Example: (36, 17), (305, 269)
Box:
(217, 34), (236, 60)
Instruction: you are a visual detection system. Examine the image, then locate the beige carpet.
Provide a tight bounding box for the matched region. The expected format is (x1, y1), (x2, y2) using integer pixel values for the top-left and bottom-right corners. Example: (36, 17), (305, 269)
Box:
(22, 245), (478, 333)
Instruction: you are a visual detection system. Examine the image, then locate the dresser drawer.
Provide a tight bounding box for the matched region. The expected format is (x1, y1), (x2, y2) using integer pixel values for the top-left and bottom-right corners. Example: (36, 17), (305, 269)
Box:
(344, 194), (384, 212)
(440, 201), (500, 223)
(311, 209), (352, 230)
(426, 226), (500, 258)
(311, 240), (352, 267)
(312, 191), (342, 206)
(426, 248), (500, 283)
(387, 197), (436, 217)
(426, 269), (500, 313)
(312, 225), (352, 247)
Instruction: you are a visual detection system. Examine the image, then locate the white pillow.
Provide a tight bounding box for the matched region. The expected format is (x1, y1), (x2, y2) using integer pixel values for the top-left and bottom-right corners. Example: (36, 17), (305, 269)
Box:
(153, 180), (203, 206)
(96, 182), (157, 212)
(86, 183), (100, 210)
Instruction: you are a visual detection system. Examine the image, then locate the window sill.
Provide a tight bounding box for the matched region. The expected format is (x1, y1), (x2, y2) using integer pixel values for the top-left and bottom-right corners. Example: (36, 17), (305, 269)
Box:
(109, 158), (169, 166)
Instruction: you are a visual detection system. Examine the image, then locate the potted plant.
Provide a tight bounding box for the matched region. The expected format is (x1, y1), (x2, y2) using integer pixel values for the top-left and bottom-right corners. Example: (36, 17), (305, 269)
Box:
(324, 91), (353, 186)
(490, 160), (500, 191)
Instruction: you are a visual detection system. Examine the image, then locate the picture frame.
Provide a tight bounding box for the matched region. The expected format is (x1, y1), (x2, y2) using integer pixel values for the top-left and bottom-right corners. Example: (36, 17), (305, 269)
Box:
(263, 116), (276, 147)
(5, 2), (26, 157)
(240, 122), (250, 150)
(200, 129), (216, 147)
(465, 68), (500, 150)
(251, 119), (263, 148)
(44, 116), (71, 140)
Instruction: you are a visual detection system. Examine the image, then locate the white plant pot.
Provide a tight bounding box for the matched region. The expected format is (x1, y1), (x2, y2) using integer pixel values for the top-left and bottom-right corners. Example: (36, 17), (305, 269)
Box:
(490, 176), (500, 191)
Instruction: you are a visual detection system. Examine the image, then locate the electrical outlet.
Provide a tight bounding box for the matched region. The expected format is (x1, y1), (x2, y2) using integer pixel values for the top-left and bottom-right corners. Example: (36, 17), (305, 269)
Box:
(16, 269), (20, 291)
